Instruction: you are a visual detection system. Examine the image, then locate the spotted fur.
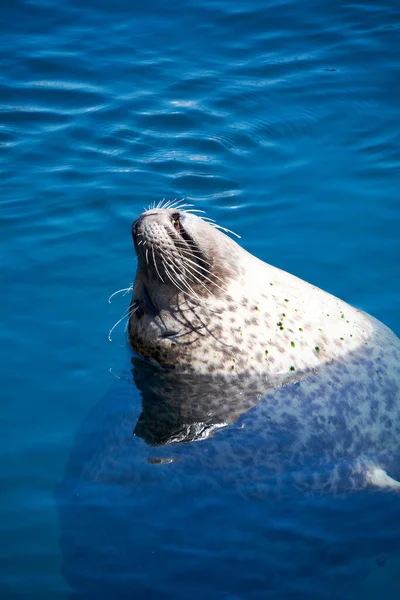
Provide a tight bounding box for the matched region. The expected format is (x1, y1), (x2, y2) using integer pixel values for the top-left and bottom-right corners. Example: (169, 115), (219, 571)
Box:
(125, 206), (400, 490)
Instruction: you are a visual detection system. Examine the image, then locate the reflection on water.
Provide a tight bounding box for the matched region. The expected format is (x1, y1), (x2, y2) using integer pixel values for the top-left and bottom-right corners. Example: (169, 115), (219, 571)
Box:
(57, 349), (400, 599)
(132, 359), (263, 445)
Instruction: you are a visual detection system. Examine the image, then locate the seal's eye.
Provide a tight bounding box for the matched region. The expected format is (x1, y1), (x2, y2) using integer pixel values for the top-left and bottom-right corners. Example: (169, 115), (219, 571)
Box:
(171, 213), (180, 232)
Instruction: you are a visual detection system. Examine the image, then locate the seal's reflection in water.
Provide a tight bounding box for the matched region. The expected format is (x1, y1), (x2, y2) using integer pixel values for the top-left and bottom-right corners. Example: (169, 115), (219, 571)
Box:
(132, 358), (266, 447)
(132, 355), (400, 491)
(58, 354), (400, 600)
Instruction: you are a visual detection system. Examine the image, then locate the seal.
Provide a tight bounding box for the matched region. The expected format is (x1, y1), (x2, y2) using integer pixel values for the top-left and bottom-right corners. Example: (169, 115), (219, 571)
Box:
(127, 201), (400, 489)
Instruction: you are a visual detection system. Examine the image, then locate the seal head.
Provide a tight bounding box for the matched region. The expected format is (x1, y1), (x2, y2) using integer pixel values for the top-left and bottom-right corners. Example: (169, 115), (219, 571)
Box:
(129, 207), (242, 372)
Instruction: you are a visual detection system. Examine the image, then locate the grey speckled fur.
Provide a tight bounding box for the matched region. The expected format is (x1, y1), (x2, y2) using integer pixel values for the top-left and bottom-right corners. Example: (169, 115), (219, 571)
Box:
(127, 207), (400, 490)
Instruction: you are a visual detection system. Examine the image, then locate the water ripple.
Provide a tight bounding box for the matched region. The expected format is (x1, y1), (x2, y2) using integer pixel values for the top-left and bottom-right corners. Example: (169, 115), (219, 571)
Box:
(1, 0), (400, 598)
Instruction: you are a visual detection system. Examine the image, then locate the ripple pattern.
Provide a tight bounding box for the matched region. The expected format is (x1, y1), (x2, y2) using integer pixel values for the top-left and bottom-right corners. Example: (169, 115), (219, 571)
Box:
(1, 1), (400, 599)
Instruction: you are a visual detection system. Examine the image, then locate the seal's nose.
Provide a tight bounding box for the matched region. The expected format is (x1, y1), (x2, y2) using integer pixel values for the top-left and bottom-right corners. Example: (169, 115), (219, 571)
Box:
(132, 210), (168, 240)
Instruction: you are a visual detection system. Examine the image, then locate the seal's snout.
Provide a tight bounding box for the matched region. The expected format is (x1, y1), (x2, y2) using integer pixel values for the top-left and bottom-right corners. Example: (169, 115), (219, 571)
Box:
(132, 212), (155, 239)
(132, 210), (181, 265)
(132, 209), (180, 244)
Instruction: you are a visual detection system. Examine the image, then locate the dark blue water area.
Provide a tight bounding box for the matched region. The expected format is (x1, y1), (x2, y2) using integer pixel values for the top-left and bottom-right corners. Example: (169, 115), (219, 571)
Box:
(1, 0), (400, 598)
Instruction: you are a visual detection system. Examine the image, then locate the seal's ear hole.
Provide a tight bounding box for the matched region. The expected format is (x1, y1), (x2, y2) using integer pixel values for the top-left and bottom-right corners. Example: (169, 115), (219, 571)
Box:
(171, 213), (180, 232)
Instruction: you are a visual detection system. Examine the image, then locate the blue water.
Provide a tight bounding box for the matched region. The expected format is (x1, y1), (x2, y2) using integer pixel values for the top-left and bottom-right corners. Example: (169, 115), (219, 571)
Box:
(1, 0), (400, 598)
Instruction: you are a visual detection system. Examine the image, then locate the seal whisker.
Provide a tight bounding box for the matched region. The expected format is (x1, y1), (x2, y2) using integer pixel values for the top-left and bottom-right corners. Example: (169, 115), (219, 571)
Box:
(151, 197), (202, 213)
(179, 208), (206, 214)
(172, 242), (210, 266)
(161, 248), (199, 293)
(151, 245), (165, 283)
(170, 264), (202, 300)
(145, 198), (164, 212)
(161, 256), (196, 300)
(179, 261), (219, 298)
(199, 216), (216, 223)
(172, 246), (211, 271)
(108, 285), (134, 303)
(181, 261), (226, 295)
(135, 237), (147, 263)
(173, 241), (208, 260)
(168, 202), (195, 210)
(192, 215), (241, 239)
(209, 223), (241, 239)
(172, 237), (210, 260)
(160, 198), (187, 211)
(161, 252), (207, 305)
(173, 251), (228, 295)
(171, 245), (228, 287)
(109, 302), (139, 342)
(159, 198), (175, 210)
(170, 246), (221, 292)
(163, 247), (218, 301)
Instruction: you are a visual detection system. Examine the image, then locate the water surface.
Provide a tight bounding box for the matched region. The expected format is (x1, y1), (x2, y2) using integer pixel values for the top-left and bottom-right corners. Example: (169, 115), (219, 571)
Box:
(1, 0), (400, 598)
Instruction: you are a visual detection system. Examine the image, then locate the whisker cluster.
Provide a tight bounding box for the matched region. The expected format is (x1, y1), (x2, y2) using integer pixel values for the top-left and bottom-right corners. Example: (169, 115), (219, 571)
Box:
(108, 285), (134, 303)
(145, 198), (195, 212)
(109, 301), (139, 342)
(110, 199), (240, 333)
(145, 198), (241, 238)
